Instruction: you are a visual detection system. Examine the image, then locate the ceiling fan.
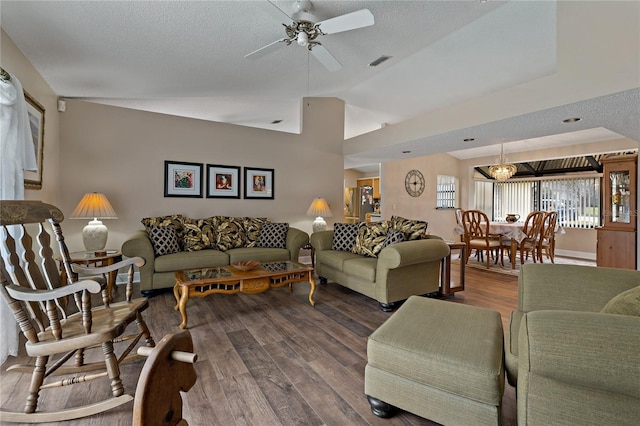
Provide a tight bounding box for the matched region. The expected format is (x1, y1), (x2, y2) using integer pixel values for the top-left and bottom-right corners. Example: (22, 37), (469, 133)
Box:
(245, 0), (375, 72)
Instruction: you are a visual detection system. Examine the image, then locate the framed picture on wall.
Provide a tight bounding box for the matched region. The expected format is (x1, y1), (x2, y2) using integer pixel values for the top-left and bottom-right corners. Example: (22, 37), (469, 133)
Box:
(24, 91), (45, 189)
(164, 161), (203, 198)
(206, 164), (241, 198)
(244, 167), (274, 199)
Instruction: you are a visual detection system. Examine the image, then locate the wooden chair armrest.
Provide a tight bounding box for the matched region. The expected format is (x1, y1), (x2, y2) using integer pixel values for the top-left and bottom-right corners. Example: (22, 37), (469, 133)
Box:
(72, 256), (146, 276)
(5, 279), (102, 302)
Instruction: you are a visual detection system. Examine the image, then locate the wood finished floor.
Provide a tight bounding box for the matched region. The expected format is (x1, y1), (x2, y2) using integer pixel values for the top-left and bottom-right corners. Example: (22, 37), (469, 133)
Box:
(1, 263), (519, 426)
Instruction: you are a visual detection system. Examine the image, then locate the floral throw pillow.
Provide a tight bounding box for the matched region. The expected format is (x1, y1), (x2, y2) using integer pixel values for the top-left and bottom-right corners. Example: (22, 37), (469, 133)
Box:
(352, 221), (390, 258)
(244, 217), (271, 248)
(215, 216), (246, 251)
(390, 215), (428, 240)
(182, 217), (216, 252)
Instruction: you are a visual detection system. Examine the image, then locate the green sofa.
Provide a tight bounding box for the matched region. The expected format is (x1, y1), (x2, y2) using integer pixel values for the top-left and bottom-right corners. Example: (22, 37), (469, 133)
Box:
(122, 217), (309, 296)
(310, 230), (450, 311)
(507, 263), (640, 425)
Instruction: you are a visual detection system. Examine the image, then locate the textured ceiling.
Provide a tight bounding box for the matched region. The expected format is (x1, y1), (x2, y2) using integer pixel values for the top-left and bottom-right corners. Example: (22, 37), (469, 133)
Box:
(1, 0), (638, 171)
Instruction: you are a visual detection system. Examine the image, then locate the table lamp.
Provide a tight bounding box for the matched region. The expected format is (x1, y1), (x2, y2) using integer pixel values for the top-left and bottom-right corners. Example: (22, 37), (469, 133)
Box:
(307, 197), (333, 233)
(71, 192), (118, 255)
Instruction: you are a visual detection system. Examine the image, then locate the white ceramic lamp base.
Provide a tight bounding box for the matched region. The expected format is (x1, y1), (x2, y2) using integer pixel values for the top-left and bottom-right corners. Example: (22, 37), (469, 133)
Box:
(312, 217), (327, 233)
(82, 219), (108, 253)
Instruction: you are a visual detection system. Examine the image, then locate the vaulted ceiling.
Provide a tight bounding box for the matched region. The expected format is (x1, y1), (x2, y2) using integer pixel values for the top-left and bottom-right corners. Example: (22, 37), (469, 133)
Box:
(2, 0), (639, 171)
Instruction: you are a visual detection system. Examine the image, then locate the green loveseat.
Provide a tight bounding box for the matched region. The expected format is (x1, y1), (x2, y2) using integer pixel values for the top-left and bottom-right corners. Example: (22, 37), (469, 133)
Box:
(310, 229), (450, 311)
(507, 263), (640, 425)
(122, 216), (309, 296)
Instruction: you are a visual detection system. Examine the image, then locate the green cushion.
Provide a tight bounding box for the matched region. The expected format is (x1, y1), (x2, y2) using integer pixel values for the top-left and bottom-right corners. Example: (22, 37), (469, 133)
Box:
(600, 285), (640, 316)
(367, 296), (504, 405)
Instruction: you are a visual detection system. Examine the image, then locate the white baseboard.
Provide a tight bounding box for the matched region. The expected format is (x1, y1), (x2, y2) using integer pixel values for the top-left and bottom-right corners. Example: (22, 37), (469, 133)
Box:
(555, 249), (596, 261)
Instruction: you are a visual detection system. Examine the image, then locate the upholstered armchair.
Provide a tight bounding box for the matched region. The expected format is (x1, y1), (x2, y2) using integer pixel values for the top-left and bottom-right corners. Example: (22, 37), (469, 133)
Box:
(506, 263), (640, 425)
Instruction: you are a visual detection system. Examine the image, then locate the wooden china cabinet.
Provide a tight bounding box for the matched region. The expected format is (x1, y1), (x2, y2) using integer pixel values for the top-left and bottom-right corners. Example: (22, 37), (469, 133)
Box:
(596, 154), (637, 269)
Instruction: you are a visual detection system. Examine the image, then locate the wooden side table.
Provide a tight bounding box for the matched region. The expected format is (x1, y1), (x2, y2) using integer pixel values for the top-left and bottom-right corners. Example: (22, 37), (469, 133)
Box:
(441, 241), (466, 295)
(60, 250), (123, 301)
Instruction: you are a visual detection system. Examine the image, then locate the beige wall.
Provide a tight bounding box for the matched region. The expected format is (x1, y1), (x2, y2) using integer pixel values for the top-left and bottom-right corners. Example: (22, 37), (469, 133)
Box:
(57, 98), (345, 250)
(381, 153), (461, 242)
(1, 29), (60, 204)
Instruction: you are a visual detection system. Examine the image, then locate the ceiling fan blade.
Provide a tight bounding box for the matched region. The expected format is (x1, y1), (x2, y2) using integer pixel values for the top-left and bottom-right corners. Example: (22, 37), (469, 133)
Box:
(311, 45), (342, 72)
(317, 9), (374, 35)
(245, 38), (288, 60)
(266, 0), (294, 22)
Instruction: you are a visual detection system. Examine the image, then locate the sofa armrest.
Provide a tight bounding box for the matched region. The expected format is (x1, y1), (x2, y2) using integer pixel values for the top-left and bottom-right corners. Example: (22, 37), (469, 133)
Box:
(377, 238), (450, 270)
(518, 310), (640, 424)
(310, 230), (334, 252)
(518, 263), (640, 313)
(286, 227), (309, 261)
(121, 230), (155, 290)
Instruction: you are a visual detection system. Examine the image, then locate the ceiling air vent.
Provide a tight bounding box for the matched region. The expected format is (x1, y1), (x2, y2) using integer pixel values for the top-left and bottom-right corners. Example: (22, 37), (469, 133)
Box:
(369, 55), (392, 67)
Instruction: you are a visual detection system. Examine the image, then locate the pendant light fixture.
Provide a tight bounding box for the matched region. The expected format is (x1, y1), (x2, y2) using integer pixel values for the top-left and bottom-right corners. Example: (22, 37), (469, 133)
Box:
(489, 144), (517, 180)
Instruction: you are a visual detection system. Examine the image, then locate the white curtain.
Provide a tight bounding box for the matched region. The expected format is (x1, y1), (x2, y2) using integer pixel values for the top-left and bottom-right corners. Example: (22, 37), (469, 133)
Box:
(0, 71), (37, 365)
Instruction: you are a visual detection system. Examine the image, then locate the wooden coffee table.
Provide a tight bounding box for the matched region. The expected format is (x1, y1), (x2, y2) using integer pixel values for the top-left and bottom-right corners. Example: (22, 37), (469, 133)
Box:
(173, 260), (316, 329)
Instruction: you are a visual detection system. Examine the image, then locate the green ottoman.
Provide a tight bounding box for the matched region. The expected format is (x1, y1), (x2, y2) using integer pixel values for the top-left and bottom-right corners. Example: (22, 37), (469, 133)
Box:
(365, 296), (505, 425)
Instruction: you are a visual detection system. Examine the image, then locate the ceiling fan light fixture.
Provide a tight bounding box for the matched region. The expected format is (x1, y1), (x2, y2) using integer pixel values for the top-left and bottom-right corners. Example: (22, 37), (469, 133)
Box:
(297, 31), (309, 46)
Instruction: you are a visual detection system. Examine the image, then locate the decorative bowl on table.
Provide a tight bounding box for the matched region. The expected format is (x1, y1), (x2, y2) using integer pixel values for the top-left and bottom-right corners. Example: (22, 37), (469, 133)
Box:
(232, 260), (260, 271)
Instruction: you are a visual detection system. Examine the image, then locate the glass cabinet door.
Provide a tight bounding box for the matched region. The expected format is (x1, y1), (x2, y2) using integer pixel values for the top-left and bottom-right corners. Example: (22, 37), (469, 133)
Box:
(602, 155), (637, 230)
(610, 170), (631, 223)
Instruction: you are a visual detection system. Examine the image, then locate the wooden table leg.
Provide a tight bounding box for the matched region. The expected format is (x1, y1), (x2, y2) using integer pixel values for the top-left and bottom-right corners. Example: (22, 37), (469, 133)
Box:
(174, 283), (189, 330)
(510, 239), (517, 269)
(308, 273), (316, 306)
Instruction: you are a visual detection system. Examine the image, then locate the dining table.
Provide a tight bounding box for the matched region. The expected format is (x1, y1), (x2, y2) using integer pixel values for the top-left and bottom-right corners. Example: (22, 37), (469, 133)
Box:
(488, 222), (527, 269)
(453, 221), (526, 269)
(454, 218), (566, 269)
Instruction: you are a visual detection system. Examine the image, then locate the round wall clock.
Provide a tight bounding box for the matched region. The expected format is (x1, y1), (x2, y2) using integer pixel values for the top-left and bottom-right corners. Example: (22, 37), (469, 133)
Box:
(405, 169), (425, 197)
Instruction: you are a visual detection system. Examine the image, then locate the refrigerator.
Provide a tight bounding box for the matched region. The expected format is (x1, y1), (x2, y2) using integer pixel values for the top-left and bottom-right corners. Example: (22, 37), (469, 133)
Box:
(344, 186), (375, 222)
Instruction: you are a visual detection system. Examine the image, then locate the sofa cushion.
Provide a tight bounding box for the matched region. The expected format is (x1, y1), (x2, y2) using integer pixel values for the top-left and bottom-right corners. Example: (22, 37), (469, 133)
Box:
(381, 229), (405, 249)
(257, 223), (289, 249)
(391, 215), (428, 240)
(332, 223), (359, 252)
(600, 285), (640, 316)
(342, 257), (378, 282)
(215, 216), (246, 251)
(155, 249), (229, 272)
(148, 226), (181, 257)
(316, 250), (362, 272)
(244, 217), (271, 248)
(352, 221), (390, 258)
(142, 214), (184, 249)
(182, 217), (216, 252)
(227, 247), (290, 263)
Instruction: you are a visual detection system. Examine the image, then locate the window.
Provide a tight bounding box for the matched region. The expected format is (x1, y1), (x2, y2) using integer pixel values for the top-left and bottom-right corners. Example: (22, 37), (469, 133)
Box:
(436, 175), (457, 209)
(488, 177), (600, 228)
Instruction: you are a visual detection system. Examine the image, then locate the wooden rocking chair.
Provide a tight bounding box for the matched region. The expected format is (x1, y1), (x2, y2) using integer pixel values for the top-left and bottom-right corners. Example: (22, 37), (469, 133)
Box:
(0, 200), (154, 423)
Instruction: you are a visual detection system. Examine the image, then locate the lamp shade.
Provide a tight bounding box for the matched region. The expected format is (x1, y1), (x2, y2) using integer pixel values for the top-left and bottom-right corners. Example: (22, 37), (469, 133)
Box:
(306, 198), (333, 218)
(71, 193), (117, 253)
(71, 193), (118, 219)
(307, 198), (333, 233)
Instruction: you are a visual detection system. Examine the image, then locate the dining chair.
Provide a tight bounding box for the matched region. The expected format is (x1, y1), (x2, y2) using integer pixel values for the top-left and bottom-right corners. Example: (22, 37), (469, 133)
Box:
(501, 211), (545, 265)
(538, 211), (558, 263)
(461, 210), (503, 268)
(0, 200), (154, 423)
